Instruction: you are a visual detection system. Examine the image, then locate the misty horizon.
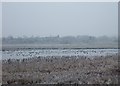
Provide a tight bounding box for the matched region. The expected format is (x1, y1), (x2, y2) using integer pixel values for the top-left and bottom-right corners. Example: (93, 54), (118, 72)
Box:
(1, 35), (118, 38)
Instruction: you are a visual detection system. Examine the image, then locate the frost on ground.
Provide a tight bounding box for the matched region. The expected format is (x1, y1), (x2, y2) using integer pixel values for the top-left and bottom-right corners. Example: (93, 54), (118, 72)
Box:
(2, 55), (119, 85)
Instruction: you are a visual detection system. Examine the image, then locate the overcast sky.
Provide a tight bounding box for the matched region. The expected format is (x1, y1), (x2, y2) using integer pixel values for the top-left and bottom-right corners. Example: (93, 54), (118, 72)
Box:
(0, 3), (2, 38)
(2, 2), (118, 37)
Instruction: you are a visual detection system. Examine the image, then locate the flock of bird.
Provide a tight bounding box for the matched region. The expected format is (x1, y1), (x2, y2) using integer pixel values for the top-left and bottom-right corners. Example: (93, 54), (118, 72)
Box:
(2, 49), (118, 61)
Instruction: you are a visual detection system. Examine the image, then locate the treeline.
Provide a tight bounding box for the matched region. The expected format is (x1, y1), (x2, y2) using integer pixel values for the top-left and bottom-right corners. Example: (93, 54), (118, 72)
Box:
(2, 35), (118, 44)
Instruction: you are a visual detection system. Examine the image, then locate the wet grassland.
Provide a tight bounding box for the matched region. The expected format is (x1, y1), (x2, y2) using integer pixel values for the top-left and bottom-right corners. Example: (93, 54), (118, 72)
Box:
(2, 53), (119, 85)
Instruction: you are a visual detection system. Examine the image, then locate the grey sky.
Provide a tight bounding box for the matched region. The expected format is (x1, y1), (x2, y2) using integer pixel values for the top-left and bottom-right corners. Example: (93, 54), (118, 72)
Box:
(0, 3), (2, 38)
(2, 2), (118, 37)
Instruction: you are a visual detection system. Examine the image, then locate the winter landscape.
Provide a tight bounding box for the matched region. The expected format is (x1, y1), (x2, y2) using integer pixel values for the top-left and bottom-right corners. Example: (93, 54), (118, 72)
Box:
(1, 2), (119, 85)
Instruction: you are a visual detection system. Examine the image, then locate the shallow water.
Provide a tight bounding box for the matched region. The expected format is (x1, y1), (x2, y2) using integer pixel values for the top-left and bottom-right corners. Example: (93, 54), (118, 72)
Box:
(1, 49), (118, 60)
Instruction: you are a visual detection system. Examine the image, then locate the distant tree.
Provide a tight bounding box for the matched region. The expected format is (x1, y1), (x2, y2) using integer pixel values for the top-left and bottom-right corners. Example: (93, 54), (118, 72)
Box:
(7, 36), (13, 40)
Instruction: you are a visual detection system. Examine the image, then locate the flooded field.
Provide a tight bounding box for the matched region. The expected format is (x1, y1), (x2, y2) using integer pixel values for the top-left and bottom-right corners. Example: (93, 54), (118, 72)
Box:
(2, 48), (119, 84)
(1, 48), (118, 60)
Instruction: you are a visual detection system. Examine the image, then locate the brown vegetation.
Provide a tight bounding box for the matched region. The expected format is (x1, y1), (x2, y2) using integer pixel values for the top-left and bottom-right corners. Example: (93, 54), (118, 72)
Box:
(2, 55), (119, 84)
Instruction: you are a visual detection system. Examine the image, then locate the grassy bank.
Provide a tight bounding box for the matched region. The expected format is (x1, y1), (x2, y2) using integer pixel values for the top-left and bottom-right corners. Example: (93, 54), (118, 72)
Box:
(2, 55), (119, 84)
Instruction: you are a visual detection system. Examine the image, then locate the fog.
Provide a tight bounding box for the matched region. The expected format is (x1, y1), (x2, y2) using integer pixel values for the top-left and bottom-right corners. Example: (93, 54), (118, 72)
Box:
(0, 3), (2, 38)
(2, 2), (118, 37)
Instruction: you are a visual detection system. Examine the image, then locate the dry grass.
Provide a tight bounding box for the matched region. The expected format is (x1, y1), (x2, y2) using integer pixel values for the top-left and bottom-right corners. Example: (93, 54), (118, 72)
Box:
(2, 55), (119, 84)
